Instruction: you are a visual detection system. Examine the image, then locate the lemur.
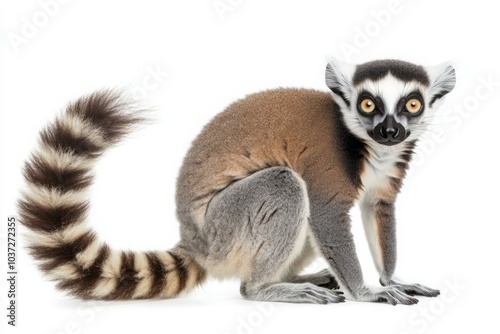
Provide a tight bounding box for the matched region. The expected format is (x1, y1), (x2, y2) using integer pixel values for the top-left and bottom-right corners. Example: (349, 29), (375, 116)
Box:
(18, 59), (455, 305)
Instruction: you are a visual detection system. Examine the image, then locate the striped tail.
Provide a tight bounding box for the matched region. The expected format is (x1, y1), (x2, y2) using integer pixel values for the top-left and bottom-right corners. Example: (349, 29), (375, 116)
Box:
(18, 90), (206, 300)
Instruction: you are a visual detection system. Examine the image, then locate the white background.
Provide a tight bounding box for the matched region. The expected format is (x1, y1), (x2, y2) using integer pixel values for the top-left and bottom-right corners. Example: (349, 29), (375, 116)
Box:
(2, 0), (500, 333)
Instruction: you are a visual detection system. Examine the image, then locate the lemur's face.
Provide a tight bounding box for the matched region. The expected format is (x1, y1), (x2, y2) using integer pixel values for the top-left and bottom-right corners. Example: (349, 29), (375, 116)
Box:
(326, 59), (456, 147)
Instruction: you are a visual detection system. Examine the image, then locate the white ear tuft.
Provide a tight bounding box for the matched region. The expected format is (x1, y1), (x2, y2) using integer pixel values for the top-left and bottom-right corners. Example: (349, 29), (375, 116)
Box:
(427, 62), (456, 107)
(325, 58), (355, 109)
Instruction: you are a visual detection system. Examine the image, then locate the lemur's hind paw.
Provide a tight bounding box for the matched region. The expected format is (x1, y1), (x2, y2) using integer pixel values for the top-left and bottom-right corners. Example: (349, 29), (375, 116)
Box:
(293, 284), (345, 304)
(242, 282), (345, 304)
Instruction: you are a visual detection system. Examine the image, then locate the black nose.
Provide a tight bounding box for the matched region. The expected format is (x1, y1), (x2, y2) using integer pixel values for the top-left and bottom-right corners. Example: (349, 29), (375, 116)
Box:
(380, 125), (399, 139)
(369, 116), (407, 146)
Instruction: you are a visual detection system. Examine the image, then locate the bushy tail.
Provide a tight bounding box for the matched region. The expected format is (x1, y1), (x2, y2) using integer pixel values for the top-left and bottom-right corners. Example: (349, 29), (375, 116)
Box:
(18, 90), (206, 300)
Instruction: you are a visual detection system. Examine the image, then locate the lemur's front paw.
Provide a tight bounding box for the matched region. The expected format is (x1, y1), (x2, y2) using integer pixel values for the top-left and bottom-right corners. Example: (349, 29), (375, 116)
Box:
(357, 286), (419, 306)
(381, 279), (440, 297)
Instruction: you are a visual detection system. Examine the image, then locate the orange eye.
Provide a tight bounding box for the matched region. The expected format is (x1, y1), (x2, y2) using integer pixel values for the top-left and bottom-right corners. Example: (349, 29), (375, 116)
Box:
(406, 99), (422, 113)
(360, 98), (375, 113)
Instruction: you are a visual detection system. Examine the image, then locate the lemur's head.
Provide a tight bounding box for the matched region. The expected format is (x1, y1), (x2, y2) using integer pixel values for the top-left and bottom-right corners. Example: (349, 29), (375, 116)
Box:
(325, 59), (456, 146)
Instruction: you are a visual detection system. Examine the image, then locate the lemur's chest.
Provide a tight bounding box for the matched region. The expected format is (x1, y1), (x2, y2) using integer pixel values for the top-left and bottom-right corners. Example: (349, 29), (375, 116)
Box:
(357, 148), (407, 200)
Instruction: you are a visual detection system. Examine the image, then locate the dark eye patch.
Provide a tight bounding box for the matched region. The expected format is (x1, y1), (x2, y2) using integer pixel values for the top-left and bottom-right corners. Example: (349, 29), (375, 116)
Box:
(397, 90), (425, 116)
(357, 91), (385, 116)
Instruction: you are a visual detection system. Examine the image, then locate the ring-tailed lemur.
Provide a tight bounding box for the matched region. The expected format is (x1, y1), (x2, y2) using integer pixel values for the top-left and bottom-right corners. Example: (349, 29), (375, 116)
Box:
(19, 59), (455, 304)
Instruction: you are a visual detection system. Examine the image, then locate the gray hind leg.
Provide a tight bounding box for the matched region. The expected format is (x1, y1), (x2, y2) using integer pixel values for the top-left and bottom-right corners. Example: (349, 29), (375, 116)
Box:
(204, 167), (344, 304)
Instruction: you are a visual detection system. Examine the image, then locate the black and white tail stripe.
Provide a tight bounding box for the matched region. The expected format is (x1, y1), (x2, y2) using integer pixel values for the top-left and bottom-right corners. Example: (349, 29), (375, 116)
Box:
(18, 90), (206, 300)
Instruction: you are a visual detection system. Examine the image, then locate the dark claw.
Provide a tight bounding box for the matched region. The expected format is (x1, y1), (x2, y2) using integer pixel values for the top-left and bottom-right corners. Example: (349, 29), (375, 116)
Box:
(319, 276), (340, 290)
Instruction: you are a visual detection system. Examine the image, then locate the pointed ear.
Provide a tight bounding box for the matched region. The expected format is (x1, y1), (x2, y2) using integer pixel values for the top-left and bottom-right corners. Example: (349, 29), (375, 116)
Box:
(325, 58), (355, 109)
(427, 63), (456, 107)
